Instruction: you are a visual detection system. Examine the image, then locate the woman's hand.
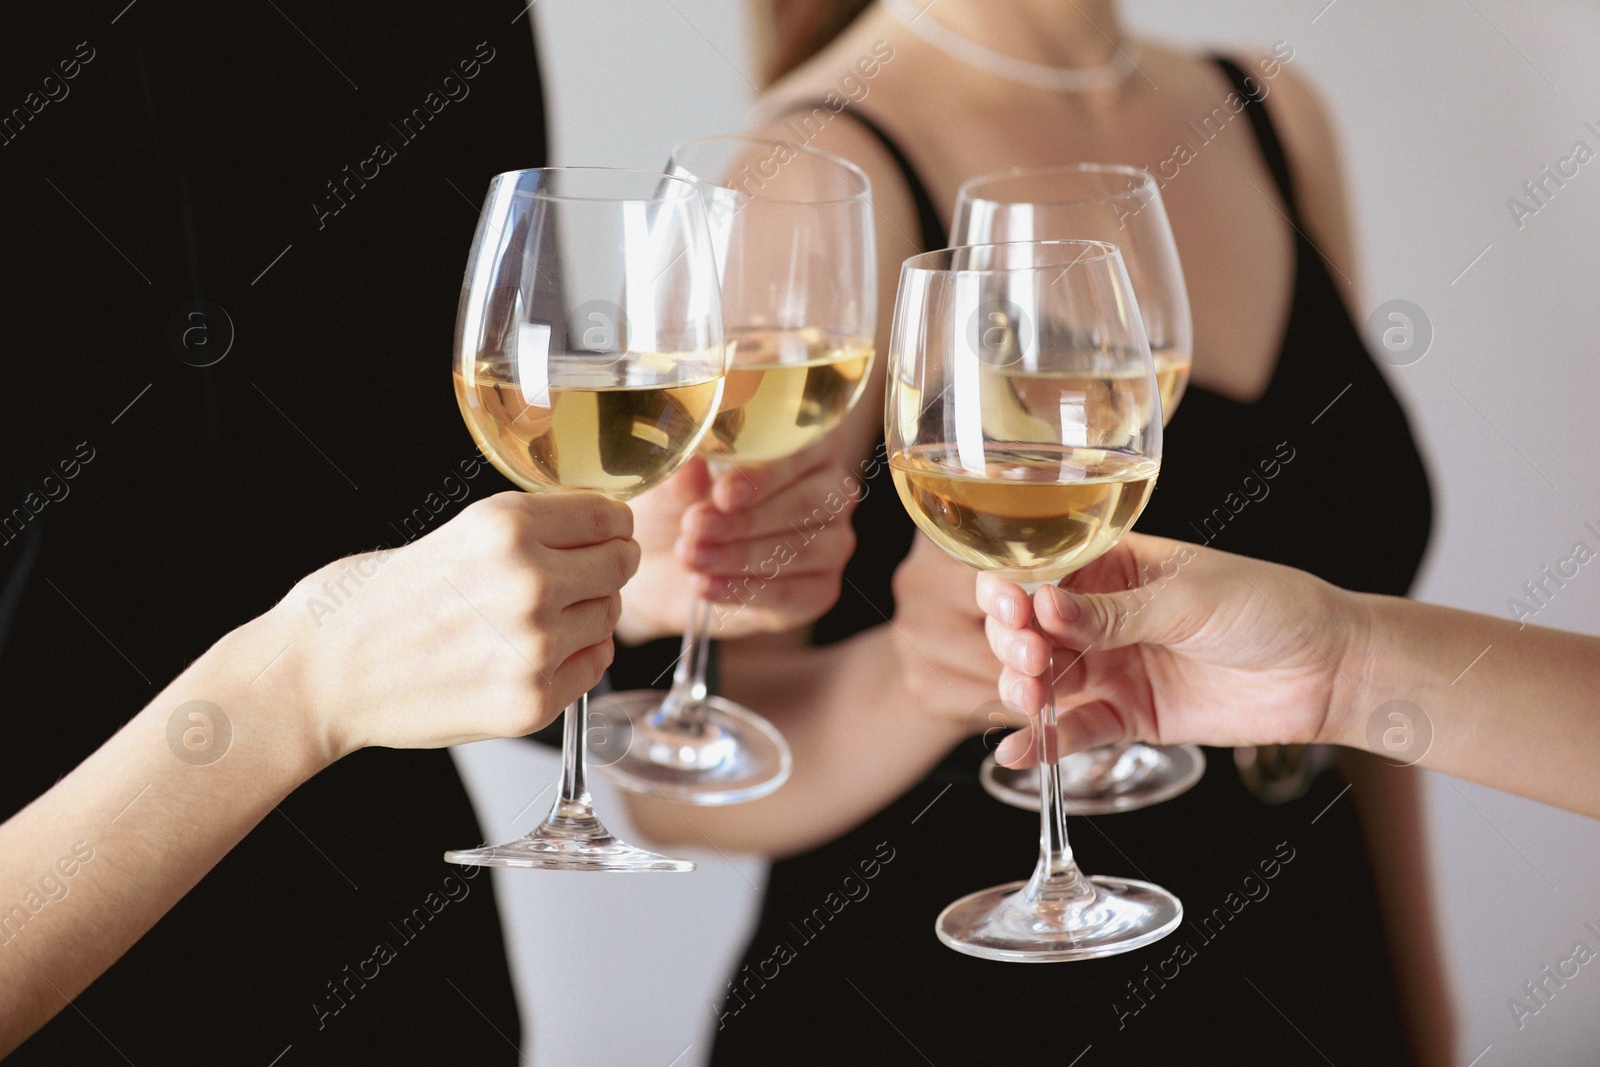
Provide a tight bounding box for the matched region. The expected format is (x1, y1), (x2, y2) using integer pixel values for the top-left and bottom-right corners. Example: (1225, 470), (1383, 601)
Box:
(890, 533), (1022, 742)
(977, 533), (1364, 767)
(279, 491), (639, 763)
(617, 444), (861, 643)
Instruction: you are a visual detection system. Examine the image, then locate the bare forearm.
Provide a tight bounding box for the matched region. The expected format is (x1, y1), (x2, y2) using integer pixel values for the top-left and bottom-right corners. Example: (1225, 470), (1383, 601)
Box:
(626, 627), (966, 856)
(1339, 594), (1600, 817)
(0, 609), (322, 1054)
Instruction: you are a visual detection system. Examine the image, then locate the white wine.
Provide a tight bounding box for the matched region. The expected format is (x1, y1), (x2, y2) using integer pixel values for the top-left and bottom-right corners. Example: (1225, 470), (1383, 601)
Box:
(890, 443), (1158, 582)
(702, 327), (873, 465)
(454, 359), (722, 500)
(1153, 346), (1191, 424)
(903, 361), (1161, 453)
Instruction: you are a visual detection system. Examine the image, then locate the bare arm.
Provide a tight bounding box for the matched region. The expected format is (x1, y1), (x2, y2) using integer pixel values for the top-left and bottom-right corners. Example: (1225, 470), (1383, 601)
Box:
(622, 84), (955, 850)
(981, 533), (1600, 819)
(1258, 62), (1455, 1066)
(629, 535), (1002, 856)
(0, 493), (636, 1053)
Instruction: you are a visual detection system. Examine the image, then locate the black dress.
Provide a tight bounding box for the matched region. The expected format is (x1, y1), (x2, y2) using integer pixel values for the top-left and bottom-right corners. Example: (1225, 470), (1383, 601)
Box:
(703, 59), (1435, 1064)
(1, 5), (546, 1063)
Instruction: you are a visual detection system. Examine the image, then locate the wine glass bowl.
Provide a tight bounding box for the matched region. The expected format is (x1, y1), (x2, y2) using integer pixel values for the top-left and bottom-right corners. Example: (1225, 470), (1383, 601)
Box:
(885, 239), (1181, 960)
(954, 163), (1205, 814)
(596, 137), (875, 806)
(953, 163), (1192, 420)
(444, 166), (728, 872)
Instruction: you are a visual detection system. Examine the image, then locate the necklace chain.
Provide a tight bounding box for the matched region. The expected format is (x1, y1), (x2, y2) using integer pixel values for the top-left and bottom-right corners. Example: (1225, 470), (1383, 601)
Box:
(882, 0), (1139, 93)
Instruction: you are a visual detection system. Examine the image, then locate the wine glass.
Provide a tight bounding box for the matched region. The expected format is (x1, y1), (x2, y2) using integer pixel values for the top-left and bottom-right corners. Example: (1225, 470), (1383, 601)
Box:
(596, 137), (876, 805)
(444, 167), (727, 871)
(886, 239), (1182, 960)
(953, 164), (1205, 815)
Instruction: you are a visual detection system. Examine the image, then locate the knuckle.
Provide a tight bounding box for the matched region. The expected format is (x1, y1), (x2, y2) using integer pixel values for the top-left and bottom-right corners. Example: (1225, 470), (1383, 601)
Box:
(574, 496), (611, 545)
(584, 638), (614, 688)
(713, 509), (750, 542)
(518, 562), (553, 615)
(619, 537), (642, 581)
(525, 629), (554, 672)
(609, 542), (639, 588)
(607, 498), (634, 540)
(1103, 598), (1128, 640)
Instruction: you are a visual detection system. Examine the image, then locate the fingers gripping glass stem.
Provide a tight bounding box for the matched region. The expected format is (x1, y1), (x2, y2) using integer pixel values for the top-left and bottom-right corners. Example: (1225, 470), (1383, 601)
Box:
(889, 240), (1183, 959)
(935, 629), (1184, 961)
(444, 164), (723, 872)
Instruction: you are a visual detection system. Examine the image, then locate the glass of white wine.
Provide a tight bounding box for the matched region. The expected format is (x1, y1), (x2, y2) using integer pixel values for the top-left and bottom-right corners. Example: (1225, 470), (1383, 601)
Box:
(596, 136), (875, 805)
(953, 164), (1206, 815)
(444, 167), (727, 872)
(886, 239), (1182, 959)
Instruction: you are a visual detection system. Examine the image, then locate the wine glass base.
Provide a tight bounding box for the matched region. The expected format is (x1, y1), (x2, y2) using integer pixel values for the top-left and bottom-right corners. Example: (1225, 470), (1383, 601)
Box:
(980, 743), (1206, 815)
(936, 875), (1182, 962)
(444, 824), (695, 873)
(591, 690), (792, 806)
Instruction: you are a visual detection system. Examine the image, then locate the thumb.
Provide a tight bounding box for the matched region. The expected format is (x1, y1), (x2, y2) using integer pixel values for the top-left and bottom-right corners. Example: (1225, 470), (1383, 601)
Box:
(993, 701), (1134, 767)
(1034, 581), (1185, 652)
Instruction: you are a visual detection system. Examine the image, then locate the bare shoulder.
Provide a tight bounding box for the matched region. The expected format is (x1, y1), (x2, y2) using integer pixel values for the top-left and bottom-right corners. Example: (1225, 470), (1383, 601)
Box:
(747, 25), (928, 261)
(1260, 52), (1343, 185)
(1248, 51), (1363, 294)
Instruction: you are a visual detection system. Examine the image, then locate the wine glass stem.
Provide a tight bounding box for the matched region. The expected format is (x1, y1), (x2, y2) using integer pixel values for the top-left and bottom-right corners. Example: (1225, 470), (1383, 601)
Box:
(1025, 645), (1096, 909)
(655, 597), (713, 730)
(538, 691), (603, 834)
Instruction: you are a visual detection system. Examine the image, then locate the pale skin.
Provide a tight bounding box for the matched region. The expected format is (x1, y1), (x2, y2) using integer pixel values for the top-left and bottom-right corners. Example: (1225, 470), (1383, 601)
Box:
(977, 533), (1600, 820)
(0, 492), (638, 1057)
(618, 446), (862, 646)
(624, 0), (1453, 1061)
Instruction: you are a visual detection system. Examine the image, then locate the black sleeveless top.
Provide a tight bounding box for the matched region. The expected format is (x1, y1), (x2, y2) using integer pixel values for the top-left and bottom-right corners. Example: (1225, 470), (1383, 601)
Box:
(706, 58), (1434, 1064)
(1, 5), (544, 1063)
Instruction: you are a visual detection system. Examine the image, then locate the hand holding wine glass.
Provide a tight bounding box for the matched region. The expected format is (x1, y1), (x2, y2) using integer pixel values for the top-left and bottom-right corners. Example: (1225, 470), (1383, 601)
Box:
(445, 166), (727, 872)
(599, 136), (875, 806)
(953, 163), (1205, 814)
(616, 445), (862, 644)
(975, 533), (1348, 763)
(885, 238), (1181, 961)
(887, 531), (1020, 734)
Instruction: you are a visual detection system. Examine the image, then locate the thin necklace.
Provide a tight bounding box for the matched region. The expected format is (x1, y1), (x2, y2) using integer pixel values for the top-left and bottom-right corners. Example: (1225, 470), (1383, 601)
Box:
(882, 0), (1139, 93)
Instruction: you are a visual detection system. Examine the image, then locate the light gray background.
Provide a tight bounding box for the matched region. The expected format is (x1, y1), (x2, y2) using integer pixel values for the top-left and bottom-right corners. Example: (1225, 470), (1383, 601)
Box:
(454, 2), (1600, 1062)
